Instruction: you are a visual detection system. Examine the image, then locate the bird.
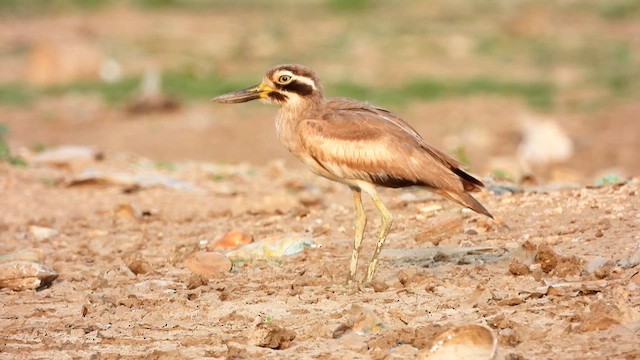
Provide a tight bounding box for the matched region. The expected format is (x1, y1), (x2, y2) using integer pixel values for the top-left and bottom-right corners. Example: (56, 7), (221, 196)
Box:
(211, 64), (493, 286)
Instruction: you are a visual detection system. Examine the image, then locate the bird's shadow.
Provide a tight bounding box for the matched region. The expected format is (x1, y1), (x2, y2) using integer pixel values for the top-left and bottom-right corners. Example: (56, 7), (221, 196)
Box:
(381, 246), (513, 268)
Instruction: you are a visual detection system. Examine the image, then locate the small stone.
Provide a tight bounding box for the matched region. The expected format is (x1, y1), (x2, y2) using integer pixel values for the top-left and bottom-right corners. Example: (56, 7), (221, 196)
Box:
(32, 145), (101, 167)
(250, 322), (296, 349)
(522, 240), (537, 251)
(0, 249), (45, 264)
(586, 257), (609, 274)
(508, 259), (530, 276)
(535, 245), (558, 273)
(29, 226), (59, 241)
(114, 203), (139, 220)
(351, 306), (385, 335)
(554, 256), (583, 277)
(185, 252), (232, 277)
(0, 261), (58, 291)
(127, 256), (153, 275)
(577, 300), (622, 332)
(497, 297), (525, 306)
(225, 235), (316, 260)
(298, 189), (323, 207)
(208, 230), (253, 250)
(371, 280), (389, 292)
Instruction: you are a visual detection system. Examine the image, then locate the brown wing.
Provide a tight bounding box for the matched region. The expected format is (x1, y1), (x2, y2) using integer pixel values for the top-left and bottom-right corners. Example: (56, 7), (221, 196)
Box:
(299, 99), (478, 193)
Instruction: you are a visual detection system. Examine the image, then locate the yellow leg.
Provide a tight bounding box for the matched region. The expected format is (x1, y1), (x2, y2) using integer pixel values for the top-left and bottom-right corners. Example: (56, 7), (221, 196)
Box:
(347, 188), (367, 286)
(365, 193), (393, 284)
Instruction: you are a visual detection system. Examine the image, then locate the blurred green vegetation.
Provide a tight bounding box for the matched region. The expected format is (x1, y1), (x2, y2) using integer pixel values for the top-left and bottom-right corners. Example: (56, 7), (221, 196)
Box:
(0, 123), (28, 167)
(1, 0), (638, 113)
(0, 71), (555, 110)
(0, 85), (34, 106)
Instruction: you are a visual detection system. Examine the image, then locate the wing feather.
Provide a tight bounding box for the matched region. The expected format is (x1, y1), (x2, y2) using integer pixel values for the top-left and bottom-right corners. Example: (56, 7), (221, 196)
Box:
(299, 99), (473, 192)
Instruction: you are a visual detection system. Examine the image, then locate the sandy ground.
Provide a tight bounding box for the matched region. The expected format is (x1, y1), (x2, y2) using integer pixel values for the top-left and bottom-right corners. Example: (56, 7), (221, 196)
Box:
(1, 151), (639, 359)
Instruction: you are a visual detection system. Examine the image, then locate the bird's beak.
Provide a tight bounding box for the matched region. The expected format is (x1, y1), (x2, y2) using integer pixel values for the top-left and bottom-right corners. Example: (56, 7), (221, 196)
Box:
(210, 83), (272, 104)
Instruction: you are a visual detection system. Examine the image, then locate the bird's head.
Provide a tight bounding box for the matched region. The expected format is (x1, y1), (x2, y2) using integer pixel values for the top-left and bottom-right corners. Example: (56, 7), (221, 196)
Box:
(211, 64), (323, 106)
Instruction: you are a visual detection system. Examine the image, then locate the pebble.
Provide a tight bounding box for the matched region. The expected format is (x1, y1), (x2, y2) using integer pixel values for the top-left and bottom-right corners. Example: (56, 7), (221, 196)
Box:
(32, 145), (101, 167)
(114, 203), (139, 220)
(208, 230), (253, 250)
(509, 259), (531, 276)
(250, 321), (296, 350)
(417, 324), (497, 360)
(535, 245), (559, 273)
(225, 235), (316, 260)
(29, 226), (59, 240)
(127, 256), (153, 275)
(0, 261), (58, 291)
(351, 305), (385, 335)
(0, 249), (45, 264)
(185, 252), (232, 277)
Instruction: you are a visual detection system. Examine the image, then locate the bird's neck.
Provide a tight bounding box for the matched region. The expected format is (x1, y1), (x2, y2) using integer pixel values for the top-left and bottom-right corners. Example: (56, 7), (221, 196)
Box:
(275, 97), (322, 152)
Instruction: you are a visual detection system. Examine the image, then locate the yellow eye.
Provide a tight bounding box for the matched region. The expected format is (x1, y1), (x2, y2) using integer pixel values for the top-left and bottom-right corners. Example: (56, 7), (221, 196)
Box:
(278, 75), (292, 83)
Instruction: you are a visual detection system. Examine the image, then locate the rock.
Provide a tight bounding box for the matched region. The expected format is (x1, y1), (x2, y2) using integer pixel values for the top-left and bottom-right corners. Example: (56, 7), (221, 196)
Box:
(517, 115), (573, 169)
(29, 226), (59, 240)
(0, 261), (58, 291)
(127, 256), (153, 275)
(418, 204), (443, 214)
(371, 280), (389, 292)
(508, 259), (530, 276)
(577, 300), (623, 332)
(67, 169), (199, 191)
(554, 256), (583, 277)
(208, 231), (253, 250)
(297, 188), (324, 207)
(0, 249), (45, 264)
(417, 324), (498, 360)
(367, 328), (417, 354)
(351, 305), (385, 335)
(535, 245), (558, 273)
(32, 145), (102, 168)
(618, 246), (640, 269)
(586, 257), (610, 274)
(225, 235), (316, 260)
(185, 252), (232, 277)
(114, 203), (139, 220)
(250, 322), (296, 350)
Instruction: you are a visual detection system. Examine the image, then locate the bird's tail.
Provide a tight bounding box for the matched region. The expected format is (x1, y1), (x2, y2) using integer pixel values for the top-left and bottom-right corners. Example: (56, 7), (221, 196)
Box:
(436, 189), (493, 219)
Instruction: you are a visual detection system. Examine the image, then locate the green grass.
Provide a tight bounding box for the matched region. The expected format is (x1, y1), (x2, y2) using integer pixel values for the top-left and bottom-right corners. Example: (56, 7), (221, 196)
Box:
(0, 123), (28, 167)
(41, 78), (140, 103)
(0, 70), (555, 111)
(0, 84), (34, 106)
(330, 77), (555, 110)
(598, 0), (640, 19)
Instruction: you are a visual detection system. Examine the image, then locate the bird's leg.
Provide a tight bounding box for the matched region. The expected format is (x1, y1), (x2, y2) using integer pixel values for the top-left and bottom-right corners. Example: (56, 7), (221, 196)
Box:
(365, 194), (393, 284)
(347, 188), (367, 287)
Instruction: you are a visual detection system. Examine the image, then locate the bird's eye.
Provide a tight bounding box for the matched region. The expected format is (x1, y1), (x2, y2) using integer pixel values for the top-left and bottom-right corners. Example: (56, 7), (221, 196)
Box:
(278, 75), (292, 83)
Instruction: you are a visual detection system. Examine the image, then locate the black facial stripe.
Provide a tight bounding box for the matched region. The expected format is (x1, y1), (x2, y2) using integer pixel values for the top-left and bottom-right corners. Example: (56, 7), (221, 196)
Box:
(268, 92), (288, 102)
(282, 80), (314, 96)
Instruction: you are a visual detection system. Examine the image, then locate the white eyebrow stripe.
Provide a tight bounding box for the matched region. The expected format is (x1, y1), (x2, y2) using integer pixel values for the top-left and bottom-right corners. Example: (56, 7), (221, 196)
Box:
(292, 75), (317, 90)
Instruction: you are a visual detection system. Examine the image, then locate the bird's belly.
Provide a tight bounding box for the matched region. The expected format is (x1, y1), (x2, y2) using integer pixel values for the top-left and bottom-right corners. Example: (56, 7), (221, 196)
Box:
(296, 153), (370, 188)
